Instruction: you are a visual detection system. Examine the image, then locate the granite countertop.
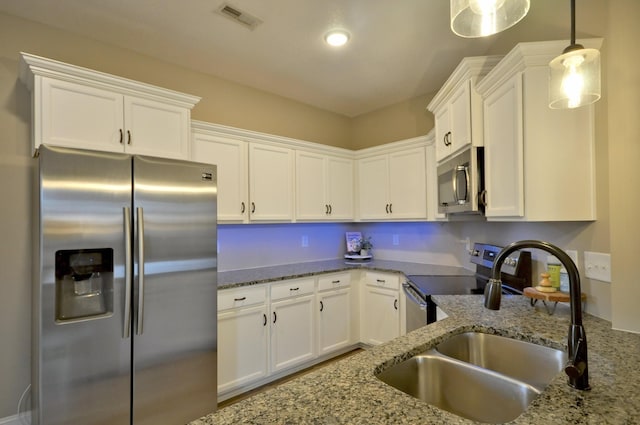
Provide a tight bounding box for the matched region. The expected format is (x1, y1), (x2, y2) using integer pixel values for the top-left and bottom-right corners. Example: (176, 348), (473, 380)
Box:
(193, 295), (640, 424)
(217, 259), (475, 289)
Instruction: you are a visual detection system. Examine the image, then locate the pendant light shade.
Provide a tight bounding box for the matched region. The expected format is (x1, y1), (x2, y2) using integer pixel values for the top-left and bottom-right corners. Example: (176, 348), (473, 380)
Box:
(450, 0), (530, 38)
(548, 0), (601, 109)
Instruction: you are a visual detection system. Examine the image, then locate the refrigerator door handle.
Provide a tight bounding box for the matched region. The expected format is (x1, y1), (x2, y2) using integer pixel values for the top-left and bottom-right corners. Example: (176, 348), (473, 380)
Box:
(136, 207), (145, 335)
(123, 207), (132, 339)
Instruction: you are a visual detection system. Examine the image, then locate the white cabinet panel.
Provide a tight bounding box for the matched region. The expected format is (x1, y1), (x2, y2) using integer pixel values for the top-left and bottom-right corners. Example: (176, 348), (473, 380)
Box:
(40, 78), (124, 152)
(483, 74), (524, 218)
(270, 294), (315, 373)
(295, 151), (328, 219)
(123, 95), (190, 159)
(21, 53), (199, 159)
(249, 143), (294, 221)
(191, 133), (248, 221)
(318, 288), (351, 355)
(326, 156), (354, 219)
(218, 304), (269, 394)
(358, 147), (426, 220)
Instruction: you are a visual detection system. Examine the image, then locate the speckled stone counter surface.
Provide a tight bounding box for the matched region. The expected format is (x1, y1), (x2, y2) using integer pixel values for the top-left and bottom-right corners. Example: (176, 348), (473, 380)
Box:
(192, 295), (640, 424)
(217, 259), (474, 289)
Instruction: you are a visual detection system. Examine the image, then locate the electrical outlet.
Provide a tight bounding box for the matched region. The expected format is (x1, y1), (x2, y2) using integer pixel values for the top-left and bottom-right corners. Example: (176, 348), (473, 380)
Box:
(584, 251), (611, 282)
(301, 235), (309, 248)
(392, 234), (399, 246)
(565, 249), (578, 265)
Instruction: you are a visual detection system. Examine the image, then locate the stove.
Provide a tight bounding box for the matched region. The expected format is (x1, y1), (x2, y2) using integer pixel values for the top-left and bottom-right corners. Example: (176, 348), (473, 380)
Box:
(403, 242), (532, 331)
(470, 242), (532, 295)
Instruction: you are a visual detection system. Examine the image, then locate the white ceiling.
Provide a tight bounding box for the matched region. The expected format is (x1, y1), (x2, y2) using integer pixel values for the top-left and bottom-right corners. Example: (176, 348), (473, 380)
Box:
(0, 0), (595, 117)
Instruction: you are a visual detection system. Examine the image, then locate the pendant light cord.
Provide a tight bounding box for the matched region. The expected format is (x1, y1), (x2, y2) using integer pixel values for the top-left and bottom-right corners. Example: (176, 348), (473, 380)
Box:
(570, 0), (576, 45)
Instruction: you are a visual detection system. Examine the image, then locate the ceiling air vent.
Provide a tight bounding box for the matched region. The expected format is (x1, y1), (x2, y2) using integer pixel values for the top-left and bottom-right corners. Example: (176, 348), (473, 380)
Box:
(216, 3), (263, 30)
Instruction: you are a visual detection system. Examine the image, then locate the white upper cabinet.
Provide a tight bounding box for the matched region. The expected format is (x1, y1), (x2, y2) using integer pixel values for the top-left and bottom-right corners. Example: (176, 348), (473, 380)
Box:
(357, 138), (428, 220)
(19, 52), (199, 159)
(249, 143), (294, 221)
(191, 127), (249, 221)
(427, 56), (502, 163)
(477, 40), (601, 221)
(295, 151), (354, 221)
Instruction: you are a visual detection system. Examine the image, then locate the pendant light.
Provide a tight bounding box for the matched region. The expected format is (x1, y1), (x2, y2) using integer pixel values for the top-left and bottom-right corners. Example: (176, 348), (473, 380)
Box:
(450, 0), (530, 38)
(549, 0), (601, 109)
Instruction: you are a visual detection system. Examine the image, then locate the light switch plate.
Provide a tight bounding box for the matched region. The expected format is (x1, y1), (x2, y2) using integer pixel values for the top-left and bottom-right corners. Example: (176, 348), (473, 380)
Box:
(584, 251), (611, 282)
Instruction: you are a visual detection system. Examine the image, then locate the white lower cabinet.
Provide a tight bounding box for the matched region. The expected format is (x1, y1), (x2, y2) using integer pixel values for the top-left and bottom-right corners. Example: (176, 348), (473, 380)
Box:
(317, 273), (352, 356)
(270, 278), (316, 373)
(361, 272), (401, 346)
(217, 270), (403, 399)
(217, 286), (269, 395)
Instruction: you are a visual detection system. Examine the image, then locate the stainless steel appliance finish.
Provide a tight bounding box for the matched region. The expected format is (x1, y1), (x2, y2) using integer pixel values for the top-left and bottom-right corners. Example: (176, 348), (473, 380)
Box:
(437, 146), (484, 215)
(470, 242), (532, 294)
(403, 275), (476, 331)
(33, 145), (218, 425)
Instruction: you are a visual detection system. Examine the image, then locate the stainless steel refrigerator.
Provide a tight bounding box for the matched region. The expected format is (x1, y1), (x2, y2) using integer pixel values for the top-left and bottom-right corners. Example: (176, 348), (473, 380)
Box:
(33, 145), (218, 425)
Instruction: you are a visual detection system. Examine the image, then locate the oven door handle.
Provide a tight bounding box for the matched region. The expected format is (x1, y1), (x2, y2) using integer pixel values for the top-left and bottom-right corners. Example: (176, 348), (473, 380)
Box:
(402, 282), (427, 310)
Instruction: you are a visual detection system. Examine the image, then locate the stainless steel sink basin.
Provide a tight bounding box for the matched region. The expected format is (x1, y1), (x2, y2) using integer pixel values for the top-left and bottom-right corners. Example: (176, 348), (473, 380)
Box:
(377, 350), (540, 423)
(436, 331), (567, 390)
(376, 332), (567, 423)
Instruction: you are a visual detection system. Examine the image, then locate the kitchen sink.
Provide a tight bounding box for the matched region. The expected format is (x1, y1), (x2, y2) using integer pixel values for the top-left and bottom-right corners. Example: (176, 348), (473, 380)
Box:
(436, 331), (567, 390)
(376, 332), (567, 423)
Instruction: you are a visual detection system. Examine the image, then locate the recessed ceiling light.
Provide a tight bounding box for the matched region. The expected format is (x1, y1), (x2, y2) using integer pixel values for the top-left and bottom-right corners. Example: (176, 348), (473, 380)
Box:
(324, 30), (350, 47)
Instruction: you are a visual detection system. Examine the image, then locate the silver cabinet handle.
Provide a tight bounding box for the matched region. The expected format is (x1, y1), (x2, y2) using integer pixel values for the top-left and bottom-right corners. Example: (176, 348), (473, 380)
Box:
(136, 207), (145, 335)
(123, 207), (132, 338)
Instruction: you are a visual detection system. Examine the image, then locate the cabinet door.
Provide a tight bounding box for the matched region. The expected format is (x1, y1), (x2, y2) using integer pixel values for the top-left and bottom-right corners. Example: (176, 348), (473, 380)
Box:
(192, 133), (248, 221)
(326, 156), (354, 220)
(39, 77), (124, 152)
(484, 74), (524, 218)
(434, 106), (451, 162)
(357, 155), (389, 219)
(362, 286), (400, 346)
(123, 95), (190, 159)
(270, 294), (315, 373)
(388, 148), (427, 219)
(449, 80), (472, 154)
(218, 304), (269, 394)
(318, 288), (351, 355)
(295, 151), (328, 220)
(249, 144), (294, 221)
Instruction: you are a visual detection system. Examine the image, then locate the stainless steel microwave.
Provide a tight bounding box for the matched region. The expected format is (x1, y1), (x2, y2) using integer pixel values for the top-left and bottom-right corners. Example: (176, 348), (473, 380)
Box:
(437, 147), (484, 215)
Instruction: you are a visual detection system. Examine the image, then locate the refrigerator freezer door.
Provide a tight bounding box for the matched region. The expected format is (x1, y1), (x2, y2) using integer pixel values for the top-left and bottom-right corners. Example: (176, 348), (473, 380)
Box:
(36, 146), (132, 425)
(132, 156), (217, 424)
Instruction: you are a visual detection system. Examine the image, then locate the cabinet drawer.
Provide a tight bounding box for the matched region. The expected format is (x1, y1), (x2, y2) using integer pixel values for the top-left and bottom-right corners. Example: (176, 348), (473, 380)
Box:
(271, 278), (315, 301)
(365, 271), (400, 290)
(318, 272), (351, 292)
(219, 285), (267, 311)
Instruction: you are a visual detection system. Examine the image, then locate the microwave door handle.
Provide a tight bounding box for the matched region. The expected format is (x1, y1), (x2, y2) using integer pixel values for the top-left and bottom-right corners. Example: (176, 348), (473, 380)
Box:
(463, 165), (470, 202)
(452, 168), (459, 203)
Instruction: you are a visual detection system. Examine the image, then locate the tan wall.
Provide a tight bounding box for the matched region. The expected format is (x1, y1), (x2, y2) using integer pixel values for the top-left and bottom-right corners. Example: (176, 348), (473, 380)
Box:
(608, 0), (640, 332)
(350, 93), (435, 149)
